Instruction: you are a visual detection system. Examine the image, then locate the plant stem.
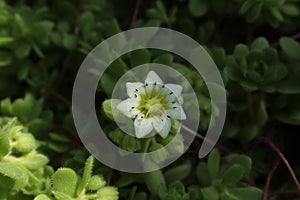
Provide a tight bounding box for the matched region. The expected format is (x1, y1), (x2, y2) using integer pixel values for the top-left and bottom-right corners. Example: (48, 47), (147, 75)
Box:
(263, 158), (281, 200)
(182, 125), (231, 154)
(259, 137), (300, 191)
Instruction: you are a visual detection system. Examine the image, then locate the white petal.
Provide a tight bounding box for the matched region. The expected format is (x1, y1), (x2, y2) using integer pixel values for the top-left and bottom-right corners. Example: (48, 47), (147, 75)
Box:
(158, 117), (171, 138)
(152, 115), (167, 133)
(117, 98), (133, 118)
(165, 84), (183, 97)
(145, 71), (163, 85)
(126, 82), (144, 97)
(166, 103), (186, 120)
(130, 108), (142, 118)
(134, 117), (154, 138)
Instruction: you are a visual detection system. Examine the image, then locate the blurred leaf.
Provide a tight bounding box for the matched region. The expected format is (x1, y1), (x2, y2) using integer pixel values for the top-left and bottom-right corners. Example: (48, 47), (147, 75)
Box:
(280, 37), (300, 60)
(189, 0), (209, 17)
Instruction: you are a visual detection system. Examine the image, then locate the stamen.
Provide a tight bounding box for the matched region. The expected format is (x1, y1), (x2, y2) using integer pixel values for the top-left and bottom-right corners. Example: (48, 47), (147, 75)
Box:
(167, 115), (171, 118)
(162, 85), (165, 88)
(135, 89), (138, 92)
(173, 106), (177, 109)
(131, 107), (135, 109)
(154, 82), (156, 86)
(135, 114), (138, 118)
(170, 92), (173, 95)
(146, 83), (148, 86)
(134, 94), (137, 98)
(172, 101), (176, 104)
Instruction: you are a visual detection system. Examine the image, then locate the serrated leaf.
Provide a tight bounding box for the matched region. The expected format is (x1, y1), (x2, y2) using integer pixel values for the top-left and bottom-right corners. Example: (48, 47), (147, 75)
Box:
(53, 191), (73, 200)
(52, 168), (78, 197)
(0, 131), (9, 159)
(0, 162), (28, 190)
(76, 156), (94, 195)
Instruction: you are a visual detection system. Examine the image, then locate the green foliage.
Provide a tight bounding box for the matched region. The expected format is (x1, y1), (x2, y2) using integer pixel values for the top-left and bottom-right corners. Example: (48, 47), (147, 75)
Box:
(1, 0), (300, 199)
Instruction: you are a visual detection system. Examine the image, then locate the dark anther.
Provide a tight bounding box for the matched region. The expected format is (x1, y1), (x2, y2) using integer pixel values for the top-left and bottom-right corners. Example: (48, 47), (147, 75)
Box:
(170, 92), (173, 95)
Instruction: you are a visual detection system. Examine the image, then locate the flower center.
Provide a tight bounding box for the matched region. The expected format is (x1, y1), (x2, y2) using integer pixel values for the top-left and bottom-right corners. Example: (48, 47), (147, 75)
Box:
(136, 86), (170, 118)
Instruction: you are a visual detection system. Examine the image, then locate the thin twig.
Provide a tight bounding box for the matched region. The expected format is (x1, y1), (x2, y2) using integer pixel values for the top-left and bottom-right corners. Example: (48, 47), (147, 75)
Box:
(182, 125), (231, 154)
(263, 158), (281, 200)
(259, 137), (300, 191)
(130, 0), (142, 29)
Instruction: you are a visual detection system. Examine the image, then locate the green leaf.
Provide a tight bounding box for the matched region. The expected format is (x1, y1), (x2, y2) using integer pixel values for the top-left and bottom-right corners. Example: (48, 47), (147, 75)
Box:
(87, 175), (106, 191)
(189, 0), (209, 17)
(115, 174), (137, 187)
(144, 170), (167, 196)
(201, 187), (219, 200)
(268, 7), (284, 22)
(238, 124), (258, 144)
(153, 53), (173, 66)
(19, 151), (49, 170)
(207, 149), (220, 180)
(233, 44), (249, 61)
(14, 41), (31, 59)
(14, 134), (37, 153)
(228, 187), (263, 200)
(0, 37), (14, 46)
(251, 37), (269, 51)
(76, 156), (94, 195)
(279, 37), (300, 60)
(121, 135), (141, 152)
(196, 163), (210, 186)
(239, 0), (255, 15)
(221, 164), (245, 185)
(34, 194), (52, 200)
(0, 51), (12, 67)
(97, 187), (119, 200)
(130, 49), (151, 67)
(226, 155), (252, 176)
(53, 192), (73, 200)
(281, 4), (300, 17)
(0, 162), (28, 190)
(264, 0), (285, 7)
(52, 168), (78, 197)
(103, 99), (121, 121)
(0, 131), (9, 159)
(164, 161), (191, 184)
(247, 3), (263, 23)
(276, 79), (300, 94)
(62, 34), (78, 50)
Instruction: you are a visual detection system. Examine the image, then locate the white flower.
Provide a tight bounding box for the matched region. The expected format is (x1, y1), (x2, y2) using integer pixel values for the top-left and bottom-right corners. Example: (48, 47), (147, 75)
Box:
(117, 71), (186, 139)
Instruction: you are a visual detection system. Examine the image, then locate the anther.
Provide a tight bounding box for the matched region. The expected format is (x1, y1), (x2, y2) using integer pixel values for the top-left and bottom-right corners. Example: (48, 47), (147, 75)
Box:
(170, 92), (173, 95)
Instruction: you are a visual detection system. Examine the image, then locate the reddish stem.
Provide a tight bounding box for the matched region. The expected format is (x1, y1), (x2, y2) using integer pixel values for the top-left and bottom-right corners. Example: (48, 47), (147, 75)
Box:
(263, 158), (281, 200)
(130, 0), (142, 29)
(259, 137), (300, 191)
